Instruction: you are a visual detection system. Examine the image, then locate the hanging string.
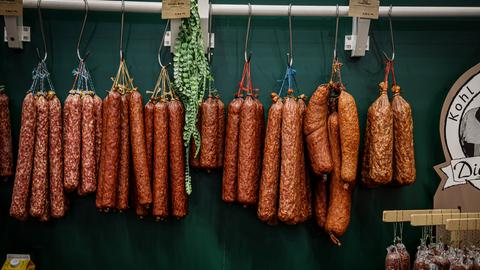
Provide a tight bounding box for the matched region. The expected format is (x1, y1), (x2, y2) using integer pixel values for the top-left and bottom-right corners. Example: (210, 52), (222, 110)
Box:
(71, 60), (95, 94)
(237, 60), (255, 97)
(277, 65), (298, 97)
(29, 60), (55, 94)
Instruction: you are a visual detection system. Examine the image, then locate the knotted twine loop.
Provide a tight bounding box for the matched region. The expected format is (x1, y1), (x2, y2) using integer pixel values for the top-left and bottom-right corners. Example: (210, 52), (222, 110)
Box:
(151, 65), (175, 101)
(237, 59), (257, 97)
(71, 59), (95, 95)
(111, 59), (135, 95)
(277, 65), (298, 98)
(29, 60), (55, 95)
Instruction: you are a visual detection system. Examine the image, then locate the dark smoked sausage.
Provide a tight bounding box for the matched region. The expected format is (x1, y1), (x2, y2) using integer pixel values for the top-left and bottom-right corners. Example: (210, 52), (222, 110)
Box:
(129, 91), (152, 206)
(10, 93), (37, 220)
(297, 96), (311, 222)
(338, 90), (360, 184)
(257, 94), (283, 224)
(117, 94), (130, 211)
(152, 100), (169, 219)
(222, 97), (243, 202)
(168, 99), (187, 218)
(0, 90), (13, 178)
(314, 175), (328, 228)
(48, 93), (65, 218)
(30, 95), (49, 218)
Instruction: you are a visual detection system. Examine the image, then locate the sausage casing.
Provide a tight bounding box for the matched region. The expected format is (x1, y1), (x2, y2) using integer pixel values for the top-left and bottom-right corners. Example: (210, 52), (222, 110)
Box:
(338, 90), (360, 184)
(257, 97), (283, 224)
(152, 101), (169, 219)
(63, 94), (82, 192)
(304, 85), (332, 175)
(30, 95), (49, 218)
(129, 91), (152, 206)
(168, 100), (188, 218)
(48, 94), (65, 218)
(222, 97), (243, 202)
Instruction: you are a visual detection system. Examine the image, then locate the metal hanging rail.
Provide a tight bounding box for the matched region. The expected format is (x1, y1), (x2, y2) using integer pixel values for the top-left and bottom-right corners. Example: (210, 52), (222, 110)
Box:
(22, 0), (480, 17)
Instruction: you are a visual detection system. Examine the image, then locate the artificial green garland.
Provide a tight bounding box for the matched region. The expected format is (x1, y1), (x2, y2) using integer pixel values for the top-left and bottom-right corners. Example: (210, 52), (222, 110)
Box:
(173, 0), (209, 195)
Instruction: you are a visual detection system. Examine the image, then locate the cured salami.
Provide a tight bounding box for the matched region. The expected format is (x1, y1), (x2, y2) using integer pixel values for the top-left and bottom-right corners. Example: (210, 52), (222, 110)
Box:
(0, 90), (13, 178)
(117, 94), (130, 211)
(152, 100), (169, 219)
(48, 93), (65, 218)
(96, 96), (109, 209)
(168, 99), (187, 218)
(216, 97), (225, 168)
(222, 97), (243, 203)
(63, 93), (83, 192)
(93, 95), (103, 175)
(145, 100), (155, 180)
(257, 94), (283, 224)
(29, 95), (49, 218)
(304, 85), (333, 175)
(79, 94), (96, 195)
(200, 97), (218, 169)
(129, 91), (152, 206)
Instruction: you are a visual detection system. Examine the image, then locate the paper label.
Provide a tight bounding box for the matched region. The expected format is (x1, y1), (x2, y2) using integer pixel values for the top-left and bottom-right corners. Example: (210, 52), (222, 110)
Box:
(348, 0), (379, 19)
(0, 0), (22, 16)
(162, 0), (190, 19)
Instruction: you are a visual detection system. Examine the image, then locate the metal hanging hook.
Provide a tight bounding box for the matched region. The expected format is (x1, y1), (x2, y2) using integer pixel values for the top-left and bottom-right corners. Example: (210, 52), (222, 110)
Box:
(382, 5), (395, 61)
(36, 0), (48, 62)
(332, 4), (340, 62)
(158, 19), (170, 68)
(287, 3), (293, 67)
(76, 0), (89, 62)
(244, 3), (252, 62)
(119, 0), (125, 61)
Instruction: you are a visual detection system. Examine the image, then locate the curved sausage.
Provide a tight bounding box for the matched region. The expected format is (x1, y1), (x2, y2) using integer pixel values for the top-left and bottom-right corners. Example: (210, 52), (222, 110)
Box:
(129, 91), (152, 206)
(30, 95), (49, 218)
(304, 85), (333, 175)
(391, 86), (416, 186)
(48, 93), (65, 218)
(338, 89), (360, 184)
(324, 112), (353, 246)
(257, 94), (282, 224)
(168, 99), (187, 218)
(314, 175), (328, 228)
(237, 95), (261, 205)
(103, 91), (121, 209)
(96, 96), (109, 209)
(297, 96), (311, 222)
(10, 93), (37, 220)
(145, 100), (155, 180)
(116, 94), (130, 211)
(216, 97), (225, 168)
(278, 97), (302, 224)
(79, 94), (96, 195)
(93, 95), (103, 176)
(152, 100), (169, 219)
(63, 93), (83, 192)
(222, 97), (243, 203)
(200, 97), (219, 169)
(0, 91), (13, 178)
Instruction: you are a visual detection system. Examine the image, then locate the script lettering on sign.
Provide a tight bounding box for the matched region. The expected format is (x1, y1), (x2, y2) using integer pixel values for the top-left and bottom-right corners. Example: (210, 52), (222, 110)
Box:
(0, 0), (22, 16)
(162, 0), (190, 19)
(348, 0), (379, 19)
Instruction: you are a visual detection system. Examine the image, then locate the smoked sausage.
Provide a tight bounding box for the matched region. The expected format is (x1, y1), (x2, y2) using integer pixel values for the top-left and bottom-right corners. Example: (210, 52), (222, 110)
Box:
(304, 85), (333, 175)
(200, 97), (218, 169)
(278, 97), (302, 224)
(257, 94), (282, 224)
(48, 93), (65, 218)
(216, 97), (225, 168)
(0, 90), (13, 178)
(314, 175), (328, 228)
(10, 93), (37, 220)
(129, 91), (152, 206)
(168, 99), (187, 218)
(79, 94), (96, 195)
(30, 95), (49, 218)
(324, 112), (353, 245)
(338, 90), (360, 184)
(152, 100), (169, 219)
(102, 91), (121, 209)
(297, 96), (311, 222)
(63, 93), (83, 192)
(116, 94), (130, 211)
(237, 95), (261, 205)
(222, 97), (243, 202)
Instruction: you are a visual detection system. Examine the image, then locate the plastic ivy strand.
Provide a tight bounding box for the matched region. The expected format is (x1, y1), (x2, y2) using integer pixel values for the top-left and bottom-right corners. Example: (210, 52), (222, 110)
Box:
(173, 0), (209, 195)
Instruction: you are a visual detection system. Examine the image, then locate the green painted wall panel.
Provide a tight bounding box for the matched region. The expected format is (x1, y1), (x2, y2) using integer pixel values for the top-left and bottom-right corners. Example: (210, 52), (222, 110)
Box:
(0, 1), (479, 269)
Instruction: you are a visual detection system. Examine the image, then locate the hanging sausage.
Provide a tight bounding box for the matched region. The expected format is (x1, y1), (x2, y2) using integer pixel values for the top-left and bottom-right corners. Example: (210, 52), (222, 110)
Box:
(0, 86), (13, 179)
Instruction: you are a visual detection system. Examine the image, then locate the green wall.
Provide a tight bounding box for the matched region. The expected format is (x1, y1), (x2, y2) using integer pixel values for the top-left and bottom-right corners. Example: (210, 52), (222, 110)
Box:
(1, 0), (480, 269)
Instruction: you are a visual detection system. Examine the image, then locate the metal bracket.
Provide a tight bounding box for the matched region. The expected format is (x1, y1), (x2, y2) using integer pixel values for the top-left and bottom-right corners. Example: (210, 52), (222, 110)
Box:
(344, 35), (369, 51)
(348, 17), (371, 57)
(4, 16), (30, 49)
(168, 0), (213, 53)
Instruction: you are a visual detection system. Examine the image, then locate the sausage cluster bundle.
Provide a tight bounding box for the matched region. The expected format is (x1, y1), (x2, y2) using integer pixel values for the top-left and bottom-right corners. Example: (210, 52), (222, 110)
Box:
(413, 243), (480, 270)
(10, 91), (67, 221)
(304, 60), (360, 244)
(257, 92), (312, 225)
(385, 243), (411, 270)
(190, 95), (225, 170)
(0, 86), (13, 179)
(362, 60), (416, 188)
(222, 60), (264, 206)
